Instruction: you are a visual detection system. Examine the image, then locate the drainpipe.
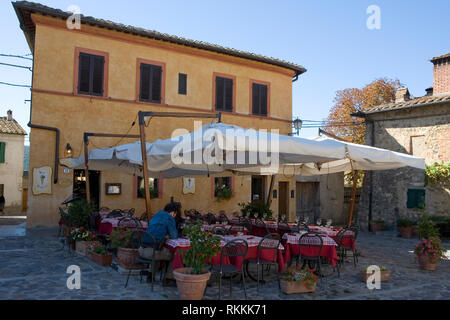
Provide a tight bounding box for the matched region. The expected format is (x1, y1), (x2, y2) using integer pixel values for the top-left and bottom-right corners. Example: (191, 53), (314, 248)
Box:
(27, 39), (60, 184)
(368, 119), (375, 231)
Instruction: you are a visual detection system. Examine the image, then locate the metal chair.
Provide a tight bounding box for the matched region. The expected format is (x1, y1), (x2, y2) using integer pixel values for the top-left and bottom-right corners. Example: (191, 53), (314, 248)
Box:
(229, 224), (245, 235)
(204, 213), (217, 225)
(244, 233), (281, 292)
(217, 213), (229, 224)
(106, 209), (123, 218)
(335, 227), (358, 268)
(297, 232), (325, 286)
(124, 232), (168, 291)
(210, 239), (249, 299)
(254, 219), (270, 236)
(212, 225), (230, 236)
(277, 222), (292, 237)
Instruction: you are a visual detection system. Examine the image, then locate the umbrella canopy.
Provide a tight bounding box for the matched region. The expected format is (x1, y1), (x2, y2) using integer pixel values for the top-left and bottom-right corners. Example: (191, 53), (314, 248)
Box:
(60, 123), (425, 177)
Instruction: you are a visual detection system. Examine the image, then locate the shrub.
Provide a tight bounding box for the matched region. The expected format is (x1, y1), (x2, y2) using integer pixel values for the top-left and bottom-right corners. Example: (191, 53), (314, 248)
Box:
(107, 227), (134, 249)
(397, 218), (414, 228)
(62, 199), (95, 228)
(414, 237), (446, 263)
(92, 246), (108, 255)
(238, 201), (273, 220)
(280, 266), (319, 289)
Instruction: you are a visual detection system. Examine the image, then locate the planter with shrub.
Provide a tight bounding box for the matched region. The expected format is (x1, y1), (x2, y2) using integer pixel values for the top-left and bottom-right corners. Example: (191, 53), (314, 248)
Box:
(108, 227), (141, 269)
(360, 266), (391, 282)
(397, 218), (414, 238)
(280, 267), (319, 294)
(370, 220), (385, 232)
(89, 246), (113, 266)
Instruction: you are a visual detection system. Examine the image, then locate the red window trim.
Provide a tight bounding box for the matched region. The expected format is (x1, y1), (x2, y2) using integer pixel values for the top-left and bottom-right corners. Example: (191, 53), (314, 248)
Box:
(73, 47), (109, 98)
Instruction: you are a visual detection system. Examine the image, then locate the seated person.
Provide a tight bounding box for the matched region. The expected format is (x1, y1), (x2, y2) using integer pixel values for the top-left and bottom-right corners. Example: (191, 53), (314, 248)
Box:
(139, 203), (179, 285)
(172, 202), (185, 234)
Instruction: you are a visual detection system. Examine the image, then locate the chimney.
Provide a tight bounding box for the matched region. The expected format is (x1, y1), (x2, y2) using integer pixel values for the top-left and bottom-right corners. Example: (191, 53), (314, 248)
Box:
(395, 87), (410, 103)
(431, 53), (450, 95)
(425, 87), (433, 96)
(7, 110), (12, 121)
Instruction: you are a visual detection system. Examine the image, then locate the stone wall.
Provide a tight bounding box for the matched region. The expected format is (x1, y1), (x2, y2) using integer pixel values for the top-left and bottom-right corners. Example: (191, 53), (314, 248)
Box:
(358, 103), (450, 230)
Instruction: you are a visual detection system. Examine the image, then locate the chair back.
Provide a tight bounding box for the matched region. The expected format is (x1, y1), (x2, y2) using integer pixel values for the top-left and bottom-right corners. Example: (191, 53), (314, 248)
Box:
(256, 233), (281, 263)
(220, 239), (248, 266)
(229, 224), (244, 234)
(349, 224), (359, 240)
(335, 227), (355, 248)
(239, 218), (252, 232)
(298, 232), (323, 260)
(217, 213), (229, 224)
(204, 213), (217, 225)
(118, 216), (143, 230)
(255, 219), (270, 236)
(277, 222), (291, 236)
(212, 225), (230, 235)
(125, 208), (135, 217)
(107, 209), (123, 218)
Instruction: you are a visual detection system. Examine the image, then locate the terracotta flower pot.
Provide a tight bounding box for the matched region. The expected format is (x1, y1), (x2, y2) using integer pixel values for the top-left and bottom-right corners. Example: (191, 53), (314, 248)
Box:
(173, 268), (211, 300)
(412, 226), (420, 238)
(75, 240), (101, 257)
(360, 269), (391, 282)
(398, 226), (413, 239)
(116, 247), (140, 269)
(280, 280), (317, 294)
(418, 253), (437, 271)
(90, 252), (113, 267)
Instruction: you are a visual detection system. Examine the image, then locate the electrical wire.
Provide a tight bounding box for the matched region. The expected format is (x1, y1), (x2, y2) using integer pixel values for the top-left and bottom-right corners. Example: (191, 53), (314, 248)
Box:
(0, 81), (31, 88)
(0, 62), (32, 71)
(0, 54), (33, 61)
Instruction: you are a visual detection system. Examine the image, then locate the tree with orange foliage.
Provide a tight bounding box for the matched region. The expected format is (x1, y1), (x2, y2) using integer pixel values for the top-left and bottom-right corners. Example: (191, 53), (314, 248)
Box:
(324, 78), (400, 144)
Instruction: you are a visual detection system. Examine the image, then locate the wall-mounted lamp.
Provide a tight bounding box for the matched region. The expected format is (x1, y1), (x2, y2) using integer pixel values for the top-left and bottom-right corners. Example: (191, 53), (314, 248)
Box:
(291, 117), (303, 136)
(65, 143), (73, 158)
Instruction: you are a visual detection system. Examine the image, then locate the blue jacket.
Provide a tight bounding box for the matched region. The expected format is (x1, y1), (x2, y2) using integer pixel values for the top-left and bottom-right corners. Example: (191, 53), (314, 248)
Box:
(143, 210), (178, 245)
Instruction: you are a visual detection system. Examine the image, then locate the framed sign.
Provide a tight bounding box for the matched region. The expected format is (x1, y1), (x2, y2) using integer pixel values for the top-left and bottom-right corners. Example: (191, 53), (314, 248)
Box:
(105, 183), (121, 195)
(183, 177), (195, 194)
(32, 166), (52, 195)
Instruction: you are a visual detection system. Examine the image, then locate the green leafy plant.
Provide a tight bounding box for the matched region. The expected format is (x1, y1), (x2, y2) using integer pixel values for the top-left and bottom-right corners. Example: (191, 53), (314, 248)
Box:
(280, 266), (319, 289)
(180, 222), (221, 274)
(92, 246), (108, 255)
(107, 227), (134, 249)
(62, 199), (95, 228)
(215, 185), (232, 201)
(238, 201), (273, 220)
(417, 212), (440, 239)
(138, 187), (159, 199)
(397, 218), (414, 228)
(69, 227), (97, 242)
(425, 162), (450, 186)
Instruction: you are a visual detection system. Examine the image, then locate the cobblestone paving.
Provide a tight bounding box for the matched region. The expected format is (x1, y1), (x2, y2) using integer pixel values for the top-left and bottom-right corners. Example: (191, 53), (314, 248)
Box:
(0, 227), (449, 300)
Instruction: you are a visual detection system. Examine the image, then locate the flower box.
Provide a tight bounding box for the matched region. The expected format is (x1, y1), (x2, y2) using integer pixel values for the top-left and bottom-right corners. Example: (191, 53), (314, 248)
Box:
(75, 240), (101, 257)
(360, 269), (391, 282)
(90, 252), (113, 267)
(281, 280), (317, 294)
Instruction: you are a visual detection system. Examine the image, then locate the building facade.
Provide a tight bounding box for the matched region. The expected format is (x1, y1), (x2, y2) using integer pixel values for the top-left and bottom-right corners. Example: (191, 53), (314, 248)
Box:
(356, 53), (450, 230)
(14, 2), (307, 226)
(0, 110), (26, 214)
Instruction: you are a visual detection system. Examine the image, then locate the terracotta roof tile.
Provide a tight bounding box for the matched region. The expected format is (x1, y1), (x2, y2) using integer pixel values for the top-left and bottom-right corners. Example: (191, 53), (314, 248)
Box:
(0, 117), (27, 135)
(12, 1), (306, 76)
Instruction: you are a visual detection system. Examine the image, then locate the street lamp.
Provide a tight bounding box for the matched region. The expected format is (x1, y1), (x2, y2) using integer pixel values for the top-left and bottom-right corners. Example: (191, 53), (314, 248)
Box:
(292, 117), (303, 135)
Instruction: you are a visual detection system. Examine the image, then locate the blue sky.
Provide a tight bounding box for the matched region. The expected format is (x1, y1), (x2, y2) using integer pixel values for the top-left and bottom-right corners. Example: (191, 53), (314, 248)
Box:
(0, 0), (449, 142)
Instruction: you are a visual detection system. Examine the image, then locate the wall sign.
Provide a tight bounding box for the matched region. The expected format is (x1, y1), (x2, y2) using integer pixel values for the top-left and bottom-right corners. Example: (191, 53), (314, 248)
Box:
(105, 183), (121, 195)
(291, 190), (295, 198)
(183, 177), (195, 194)
(32, 166), (52, 195)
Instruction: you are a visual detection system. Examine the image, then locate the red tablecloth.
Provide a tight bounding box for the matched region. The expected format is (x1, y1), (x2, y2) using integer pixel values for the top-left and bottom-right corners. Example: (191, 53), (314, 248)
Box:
(166, 235), (285, 271)
(282, 233), (339, 267)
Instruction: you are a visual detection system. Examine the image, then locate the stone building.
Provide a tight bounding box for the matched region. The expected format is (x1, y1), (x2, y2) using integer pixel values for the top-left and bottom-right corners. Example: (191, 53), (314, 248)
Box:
(0, 110), (27, 213)
(355, 53), (450, 230)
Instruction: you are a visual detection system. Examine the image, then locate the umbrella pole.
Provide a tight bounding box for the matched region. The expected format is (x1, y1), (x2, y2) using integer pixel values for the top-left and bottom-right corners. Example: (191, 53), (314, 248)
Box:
(346, 169), (358, 227)
(138, 115), (152, 222)
(83, 135), (91, 204)
(266, 175), (275, 207)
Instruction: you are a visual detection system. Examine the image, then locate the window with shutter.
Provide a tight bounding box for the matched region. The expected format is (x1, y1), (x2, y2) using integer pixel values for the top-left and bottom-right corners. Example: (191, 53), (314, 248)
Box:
(139, 63), (162, 104)
(0, 142), (5, 163)
(407, 189), (425, 208)
(178, 73), (187, 95)
(215, 76), (233, 112)
(252, 83), (268, 116)
(77, 52), (105, 96)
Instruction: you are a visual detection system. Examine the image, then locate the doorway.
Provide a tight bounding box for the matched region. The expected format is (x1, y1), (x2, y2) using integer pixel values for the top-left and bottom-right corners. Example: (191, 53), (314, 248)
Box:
(296, 182), (320, 222)
(278, 181), (289, 218)
(251, 176), (265, 204)
(73, 169), (100, 211)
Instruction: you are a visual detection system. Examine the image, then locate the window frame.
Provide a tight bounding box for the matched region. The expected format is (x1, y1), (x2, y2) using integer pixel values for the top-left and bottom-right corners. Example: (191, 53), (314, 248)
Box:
(212, 72), (236, 113)
(250, 79), (270, 117)
(0, 141), (5, 163)
(211, 176), (235, 198)
(136, 176), (163, 199)
(136, 58), (166, 104)
(178, 73), (187, 95)
(407, 188), (426, 209)
(73, 47), (109, 98)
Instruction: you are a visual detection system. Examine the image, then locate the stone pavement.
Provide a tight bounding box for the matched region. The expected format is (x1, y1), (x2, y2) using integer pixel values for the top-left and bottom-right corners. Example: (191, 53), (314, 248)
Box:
(0, 226), (449, 300)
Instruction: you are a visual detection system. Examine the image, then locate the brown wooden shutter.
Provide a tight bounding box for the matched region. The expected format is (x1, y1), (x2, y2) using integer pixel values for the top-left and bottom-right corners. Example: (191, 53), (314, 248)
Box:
(224, 78), (233, 111)
(178, 73), (187, 95)
(78, 53), (91, 93)
(0, 142), (5, 163)
(92, 55), (104, 95)
(151, 66), (162, 103)
(260, 84), (267, 116)
(140, 64), (150, 101)
(216, 77), (225, 110)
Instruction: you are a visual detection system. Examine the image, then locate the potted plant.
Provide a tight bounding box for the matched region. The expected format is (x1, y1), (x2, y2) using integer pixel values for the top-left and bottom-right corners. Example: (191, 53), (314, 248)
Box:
(238, 201), (273, 220)
(280, 266), (319, 294)
(370, 219), (385, 232)
(108, 227), (140, 269)
(360, 266), (391, 282)
(414, 213), (447, 271)
(71, 229), (101, 256)
(173, 222), (221, 300)
(397, 218), (414, 238)
(89, 246), (113, 266)
(215, 185), (232, 202)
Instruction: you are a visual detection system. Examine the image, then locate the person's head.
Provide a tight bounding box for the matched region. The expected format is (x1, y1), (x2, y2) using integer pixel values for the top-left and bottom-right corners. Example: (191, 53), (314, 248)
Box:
(164, 202), (181, 218)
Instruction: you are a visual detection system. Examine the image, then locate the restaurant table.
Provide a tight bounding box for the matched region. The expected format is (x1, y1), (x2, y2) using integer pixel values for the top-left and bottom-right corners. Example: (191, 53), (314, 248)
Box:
(201, 223), (248, 235)
(308, 226), (356, 250)
(166, 235), (285, 272)
(250, 220), (298, 237)
(282, 232), (339, 267)
(98, 216), (148, 235)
